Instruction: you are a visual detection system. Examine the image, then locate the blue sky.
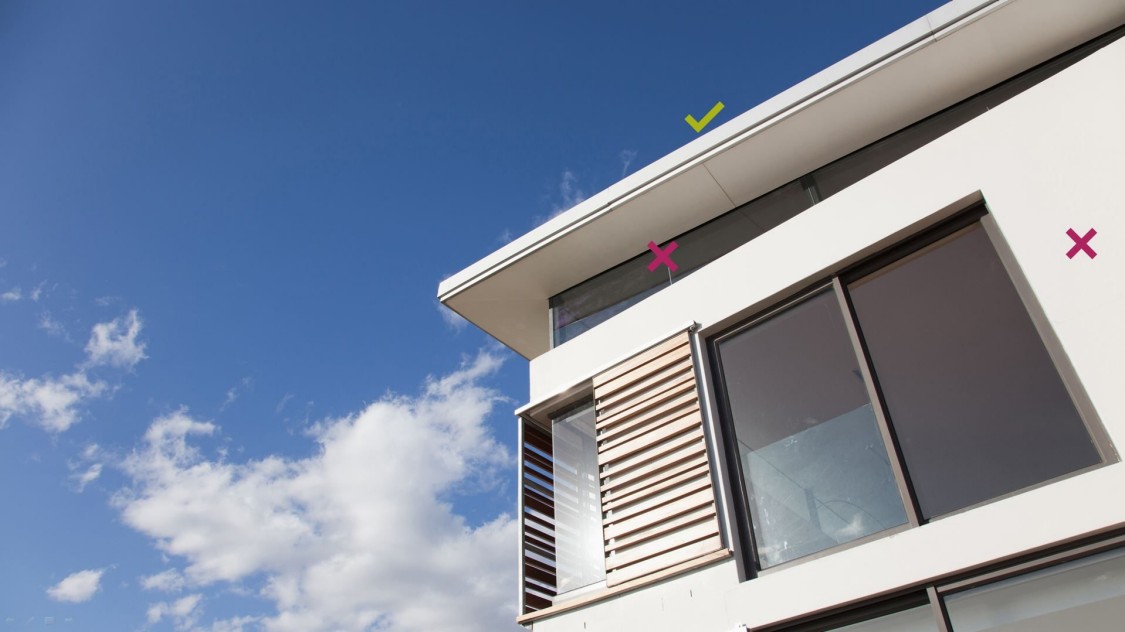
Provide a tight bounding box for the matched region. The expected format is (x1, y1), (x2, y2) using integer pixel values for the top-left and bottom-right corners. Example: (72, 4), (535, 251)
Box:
(0, 1), (948, 630)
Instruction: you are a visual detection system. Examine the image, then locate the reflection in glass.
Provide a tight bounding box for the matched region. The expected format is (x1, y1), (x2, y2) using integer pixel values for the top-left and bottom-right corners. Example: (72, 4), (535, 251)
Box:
(946, 548), (1125, 631)
(551, 400), (605, 593)
(717, 289), (907, 568)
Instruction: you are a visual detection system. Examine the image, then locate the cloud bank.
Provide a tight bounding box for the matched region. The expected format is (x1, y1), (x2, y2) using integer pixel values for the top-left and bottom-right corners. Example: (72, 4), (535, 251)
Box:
(115, 352), (521, 632)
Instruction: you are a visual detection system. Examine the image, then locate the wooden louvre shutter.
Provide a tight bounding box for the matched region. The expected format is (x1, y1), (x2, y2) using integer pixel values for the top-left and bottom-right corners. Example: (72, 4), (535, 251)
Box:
(521, 420), (556, 613)
(594, 331), (723, 586)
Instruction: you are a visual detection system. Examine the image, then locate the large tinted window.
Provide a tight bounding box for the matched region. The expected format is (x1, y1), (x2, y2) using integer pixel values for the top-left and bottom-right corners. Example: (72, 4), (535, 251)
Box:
(715, 289), (908, 568)
(848, 224), (1100, 519)
(712, 212), (1105, 571)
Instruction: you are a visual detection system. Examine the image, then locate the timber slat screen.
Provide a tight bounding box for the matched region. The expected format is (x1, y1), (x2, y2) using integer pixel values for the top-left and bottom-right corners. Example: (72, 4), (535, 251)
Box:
(522, 421), (557, 613)
(593, 331), (723, 586)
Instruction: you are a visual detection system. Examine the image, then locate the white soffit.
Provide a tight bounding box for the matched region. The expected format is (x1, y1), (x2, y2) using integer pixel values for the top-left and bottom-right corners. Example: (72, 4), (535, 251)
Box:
(438, 0), (1125, 359)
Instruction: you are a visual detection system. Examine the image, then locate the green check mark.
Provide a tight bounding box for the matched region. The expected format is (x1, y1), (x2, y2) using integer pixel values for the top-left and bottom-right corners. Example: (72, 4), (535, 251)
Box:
(685, 101), (725, 133)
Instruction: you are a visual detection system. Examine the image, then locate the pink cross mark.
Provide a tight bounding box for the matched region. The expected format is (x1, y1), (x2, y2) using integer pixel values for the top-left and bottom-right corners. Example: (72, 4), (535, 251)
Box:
(1066, 228), (1097, 259)
(647, 241), (679, 272)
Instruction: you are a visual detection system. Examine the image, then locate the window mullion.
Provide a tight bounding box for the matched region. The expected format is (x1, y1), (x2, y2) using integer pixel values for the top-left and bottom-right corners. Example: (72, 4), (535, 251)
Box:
(831, 277), (923, 527)
(926, 586), (954, 632)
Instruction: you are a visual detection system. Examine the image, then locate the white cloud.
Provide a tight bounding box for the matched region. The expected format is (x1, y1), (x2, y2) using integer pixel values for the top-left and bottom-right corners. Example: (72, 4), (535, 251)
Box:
(620, 149), (638, 176)
(141, 568), (187, 593)
(147, 593), (203, 629)
(46, 569), (105, 603)
(553, 169), (586, 215)
(275, 393), (294, 415)
(115, 353), (520, 632)
(72, 463), (103, 492)
(30, 282), (45, 302)
(220, 376), (254, 412)
(437, 302), (468, 333)
(0, 371), (108, 432)
(38, 312), (69, 339)
(85, 309), (147, 369)
(2, 286), (22, 302)
(208, 616), (261, 632)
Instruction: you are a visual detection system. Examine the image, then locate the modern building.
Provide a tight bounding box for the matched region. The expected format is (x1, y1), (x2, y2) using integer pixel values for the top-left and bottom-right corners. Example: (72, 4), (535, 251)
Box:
(437, 0), (1125, 630)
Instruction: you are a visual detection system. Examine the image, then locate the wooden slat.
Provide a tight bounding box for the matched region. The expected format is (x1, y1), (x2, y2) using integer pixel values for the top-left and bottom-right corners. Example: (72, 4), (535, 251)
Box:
(596, 344), (690, 401)
(602, 475), (711, 525)
(523, 562), (555, 586)
(599, 448), (707, 495)
(603, 487), (715, 540)
(607, 506), (716, 552)
(596, 387), (698, 436)
(598, 404), (700, 452)
(606, 536), (723, 586)
(521, 418), (556, 614)
(602, 461), (709, 512)
(595, 375), (696, 430)
(600, 429), (705, 481)
(593, 334), (690, 389)
(524, 592), (553, 612)
(598, 357), (693, 411)
(598, 411), (701, 465)
(605, 520), (719, 571)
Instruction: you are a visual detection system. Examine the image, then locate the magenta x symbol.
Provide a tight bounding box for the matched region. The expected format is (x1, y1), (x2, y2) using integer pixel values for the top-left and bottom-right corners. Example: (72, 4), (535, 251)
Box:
(1066, 228), (1097, 259)
(647, 240), (679, 272)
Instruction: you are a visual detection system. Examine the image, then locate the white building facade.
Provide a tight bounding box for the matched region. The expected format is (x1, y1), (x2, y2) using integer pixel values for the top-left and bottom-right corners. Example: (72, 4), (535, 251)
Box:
(438, 1), (1125, 630)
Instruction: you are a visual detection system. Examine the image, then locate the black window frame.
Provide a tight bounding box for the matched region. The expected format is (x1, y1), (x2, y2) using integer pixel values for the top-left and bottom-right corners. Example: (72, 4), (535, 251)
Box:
(708, 204), (1114, 579)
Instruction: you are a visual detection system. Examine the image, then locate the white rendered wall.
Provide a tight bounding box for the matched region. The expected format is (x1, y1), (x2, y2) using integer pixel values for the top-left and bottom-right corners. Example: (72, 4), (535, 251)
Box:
(528, 36), (1125, 632)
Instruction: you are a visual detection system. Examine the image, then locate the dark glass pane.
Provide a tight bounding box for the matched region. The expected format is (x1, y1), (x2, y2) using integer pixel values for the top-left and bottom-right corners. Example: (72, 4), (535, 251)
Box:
(551, 180), (810, 346)
(717, 289), (907, 568)
(551, 400), (605, 593)
(849, 224), (1099, 520)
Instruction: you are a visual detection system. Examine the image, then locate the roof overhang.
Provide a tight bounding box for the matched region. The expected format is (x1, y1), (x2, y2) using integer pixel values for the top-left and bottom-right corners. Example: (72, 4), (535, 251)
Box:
(437, 0), (1125, 359)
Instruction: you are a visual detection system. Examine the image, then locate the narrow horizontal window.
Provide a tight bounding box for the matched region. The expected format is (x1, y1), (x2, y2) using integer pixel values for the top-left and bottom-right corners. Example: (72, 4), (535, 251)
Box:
(944, 546), (1125, 630)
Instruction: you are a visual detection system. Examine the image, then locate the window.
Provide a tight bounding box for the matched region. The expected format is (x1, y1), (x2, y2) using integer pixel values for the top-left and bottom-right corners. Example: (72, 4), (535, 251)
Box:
(715, 289), (907, 568)
(550, 180), (811, 346)
(827, 605), (939, 632)
(760, 539), (1125, 631)
(551, 399), (605, 593)
(711, 209), (1107, 572)
(944, 546), (1125, 631)
(847, 224), (1099, 519)
(548, 25), (1125, 348)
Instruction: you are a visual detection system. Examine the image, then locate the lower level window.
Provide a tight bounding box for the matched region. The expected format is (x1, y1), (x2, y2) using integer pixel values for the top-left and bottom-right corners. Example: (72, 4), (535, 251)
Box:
(944, 547), (1125, 631)
(770, 541), (1125, 631)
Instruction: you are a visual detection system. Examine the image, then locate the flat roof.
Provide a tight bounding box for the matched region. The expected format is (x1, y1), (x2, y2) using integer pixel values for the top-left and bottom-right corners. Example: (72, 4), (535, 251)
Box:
(438, 0), (1125, 359)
